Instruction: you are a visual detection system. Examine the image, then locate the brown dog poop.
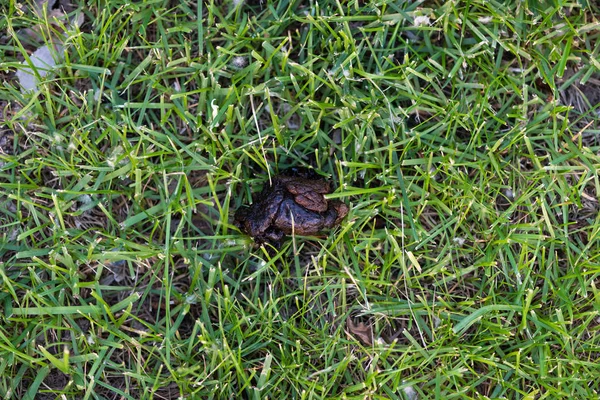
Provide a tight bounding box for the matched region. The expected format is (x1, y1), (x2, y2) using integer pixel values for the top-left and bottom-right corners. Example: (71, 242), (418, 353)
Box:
(235, 174), (348, 243)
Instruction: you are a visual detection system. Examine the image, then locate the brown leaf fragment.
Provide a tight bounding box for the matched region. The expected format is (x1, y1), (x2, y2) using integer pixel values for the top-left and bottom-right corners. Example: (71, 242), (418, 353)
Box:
(346, 317), (373, 346)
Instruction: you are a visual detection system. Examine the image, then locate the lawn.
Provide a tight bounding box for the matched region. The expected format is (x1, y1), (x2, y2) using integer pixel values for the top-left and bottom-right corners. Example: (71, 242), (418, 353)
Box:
(1, 0), (600, 399)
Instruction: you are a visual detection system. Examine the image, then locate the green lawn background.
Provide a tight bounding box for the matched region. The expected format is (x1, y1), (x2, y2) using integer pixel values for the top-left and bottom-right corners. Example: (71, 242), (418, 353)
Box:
(1, 0), (599, 399)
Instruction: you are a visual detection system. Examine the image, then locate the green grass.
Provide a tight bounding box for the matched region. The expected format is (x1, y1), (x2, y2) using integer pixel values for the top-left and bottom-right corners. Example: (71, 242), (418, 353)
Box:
(1, 0), (600, 398)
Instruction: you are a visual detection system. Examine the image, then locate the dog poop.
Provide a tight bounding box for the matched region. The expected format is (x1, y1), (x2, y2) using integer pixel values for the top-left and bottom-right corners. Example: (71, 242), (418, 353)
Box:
(235, 174), (348, 243)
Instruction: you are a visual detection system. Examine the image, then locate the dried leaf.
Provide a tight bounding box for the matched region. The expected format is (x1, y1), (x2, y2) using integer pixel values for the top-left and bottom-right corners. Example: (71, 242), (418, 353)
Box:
(16, 43), (64, 92)
(346, 317), (373, 346)
(33, 0), (58, 16)
(71, 12), (84, 28)
(15, 0), (84, 93)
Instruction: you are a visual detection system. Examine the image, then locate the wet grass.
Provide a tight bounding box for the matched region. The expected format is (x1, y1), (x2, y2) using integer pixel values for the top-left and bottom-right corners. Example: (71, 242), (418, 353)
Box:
(1, 0), (600, 399)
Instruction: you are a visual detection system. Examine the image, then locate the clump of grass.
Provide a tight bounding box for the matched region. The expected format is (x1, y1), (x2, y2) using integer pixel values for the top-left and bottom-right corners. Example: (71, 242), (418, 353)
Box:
(1, 0), (600, 398)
